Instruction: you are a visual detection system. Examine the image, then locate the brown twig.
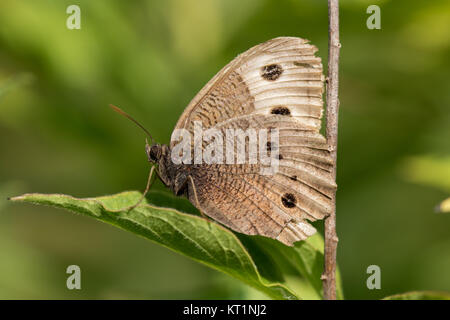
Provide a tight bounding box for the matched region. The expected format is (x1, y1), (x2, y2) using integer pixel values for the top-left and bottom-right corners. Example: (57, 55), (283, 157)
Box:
(322, 0), (341, 300)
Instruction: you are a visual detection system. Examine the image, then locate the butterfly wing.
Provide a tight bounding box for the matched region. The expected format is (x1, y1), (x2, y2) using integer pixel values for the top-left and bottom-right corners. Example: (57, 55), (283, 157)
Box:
(172, 37), (324, 136)
(171, 37), (335, 246)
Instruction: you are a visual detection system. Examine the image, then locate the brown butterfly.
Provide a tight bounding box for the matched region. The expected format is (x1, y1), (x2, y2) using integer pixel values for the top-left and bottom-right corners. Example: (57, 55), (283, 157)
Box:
(111, 37), (336, 246)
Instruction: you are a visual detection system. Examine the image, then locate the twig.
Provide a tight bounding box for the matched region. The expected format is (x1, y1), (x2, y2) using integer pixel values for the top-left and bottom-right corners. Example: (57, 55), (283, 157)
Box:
(322, 0), (341, 300)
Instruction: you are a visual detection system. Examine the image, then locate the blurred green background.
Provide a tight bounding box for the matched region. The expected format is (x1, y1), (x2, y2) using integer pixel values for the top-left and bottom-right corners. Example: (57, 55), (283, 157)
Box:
(1, 0), (449, 299)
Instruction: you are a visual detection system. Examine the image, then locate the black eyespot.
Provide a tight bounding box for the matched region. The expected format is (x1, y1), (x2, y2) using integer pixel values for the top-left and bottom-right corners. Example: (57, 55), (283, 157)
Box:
(281, 193), (297, 208)
(278, 154), (283, 160)
(261, 64), (283, 81)
(271, 106), (291, 116)
(266, 142), (272, 151)
(290, 175), (297, 181)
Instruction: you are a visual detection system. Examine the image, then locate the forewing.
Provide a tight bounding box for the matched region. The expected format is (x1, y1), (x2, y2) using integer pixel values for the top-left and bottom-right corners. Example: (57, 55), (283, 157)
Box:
(171, 37), (324, 147)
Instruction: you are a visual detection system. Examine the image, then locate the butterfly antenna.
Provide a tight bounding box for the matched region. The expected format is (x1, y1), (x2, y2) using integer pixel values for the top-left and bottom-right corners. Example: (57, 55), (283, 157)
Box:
(109, 104), (155, 144)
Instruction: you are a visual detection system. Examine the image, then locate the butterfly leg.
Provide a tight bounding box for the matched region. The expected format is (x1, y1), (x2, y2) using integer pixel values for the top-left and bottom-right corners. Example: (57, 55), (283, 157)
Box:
(187, 175), (212, 226)
(124, 165), (155, 212)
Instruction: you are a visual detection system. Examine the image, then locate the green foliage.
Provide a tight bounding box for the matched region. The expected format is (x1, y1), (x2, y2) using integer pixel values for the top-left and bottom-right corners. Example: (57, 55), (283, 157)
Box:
(383, 291), (450, 300)
(1, 0), (450, 299)
(10, 191), (343, 300)
(437, 198), (450, 213)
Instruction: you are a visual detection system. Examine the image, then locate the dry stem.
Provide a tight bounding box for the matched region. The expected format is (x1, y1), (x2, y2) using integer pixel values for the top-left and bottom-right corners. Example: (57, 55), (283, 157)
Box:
(322, 0), (341, 300)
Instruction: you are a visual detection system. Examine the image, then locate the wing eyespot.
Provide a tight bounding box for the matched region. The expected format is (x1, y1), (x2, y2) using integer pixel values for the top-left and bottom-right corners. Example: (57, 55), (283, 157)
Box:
(281, 193), (297, 208)
(261, 64), (283, 81)
(271, 106), (291, 115)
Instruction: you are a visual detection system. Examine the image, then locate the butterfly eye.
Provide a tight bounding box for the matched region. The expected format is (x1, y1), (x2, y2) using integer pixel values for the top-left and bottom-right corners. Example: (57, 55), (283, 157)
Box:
(261, 64), (283, 81)
(147, 145), (161, 162)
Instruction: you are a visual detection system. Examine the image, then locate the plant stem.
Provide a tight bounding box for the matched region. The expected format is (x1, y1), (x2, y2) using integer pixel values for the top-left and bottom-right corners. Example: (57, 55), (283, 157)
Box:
(322, 0), (341, 300)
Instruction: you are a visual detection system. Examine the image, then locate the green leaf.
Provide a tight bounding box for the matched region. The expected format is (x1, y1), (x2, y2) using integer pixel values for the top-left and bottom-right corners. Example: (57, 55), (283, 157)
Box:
(10, 190), (342, 300)
(401, 155), (450, 192)
(436, 197), (450, 213)
(239, 234), (344, 300)
(10, 191), (301, 300)
(383, 291), (450, 300)
(0, 73), (34, 99)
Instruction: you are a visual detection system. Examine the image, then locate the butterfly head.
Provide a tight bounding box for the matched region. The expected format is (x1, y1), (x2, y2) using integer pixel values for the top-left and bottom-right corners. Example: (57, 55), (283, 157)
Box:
(145, 140), (162, 163)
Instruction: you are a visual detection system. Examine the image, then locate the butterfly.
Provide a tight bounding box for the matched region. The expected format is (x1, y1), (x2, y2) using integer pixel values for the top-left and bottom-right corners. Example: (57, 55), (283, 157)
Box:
(111, 37), (336, 246)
